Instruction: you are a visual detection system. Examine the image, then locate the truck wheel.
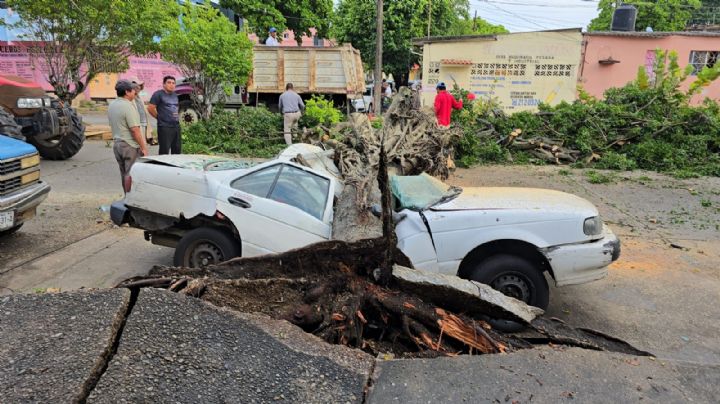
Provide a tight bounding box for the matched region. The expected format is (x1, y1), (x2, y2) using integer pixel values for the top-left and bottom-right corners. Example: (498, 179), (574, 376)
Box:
(179, 100), (199, 124)
(0, 108), (22, 139)
(174, 227), (241, 268)
(0, 224), (23, 237)
(28, 108), (85, 160)
(469, 254), (550, 310)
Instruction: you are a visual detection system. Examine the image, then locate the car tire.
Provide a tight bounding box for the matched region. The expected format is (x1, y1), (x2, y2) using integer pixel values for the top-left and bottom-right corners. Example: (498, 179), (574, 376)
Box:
(0, 108), (23, 139)
(468, 254), (550, 310)
(27, 108), (85, 160)
(174, 227), (241, 268)
(179, 100), (199, 124)
(0, 224), (23, 237)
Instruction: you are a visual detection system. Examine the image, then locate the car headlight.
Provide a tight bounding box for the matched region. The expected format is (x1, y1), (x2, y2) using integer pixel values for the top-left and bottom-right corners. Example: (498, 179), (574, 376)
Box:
(583, 216), (603, 236)
(43, 98), (53, 107)
(17, 98), (44, 108)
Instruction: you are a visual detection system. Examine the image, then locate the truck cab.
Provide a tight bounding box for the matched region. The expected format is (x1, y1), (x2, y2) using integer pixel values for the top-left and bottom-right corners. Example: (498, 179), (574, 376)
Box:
(0, 134), (50, 236)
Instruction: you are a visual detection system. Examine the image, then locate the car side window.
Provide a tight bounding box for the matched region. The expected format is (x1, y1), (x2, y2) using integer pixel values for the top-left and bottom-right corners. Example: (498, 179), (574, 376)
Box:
(230, 164), (281, 197)
(268, 165), (330, 220)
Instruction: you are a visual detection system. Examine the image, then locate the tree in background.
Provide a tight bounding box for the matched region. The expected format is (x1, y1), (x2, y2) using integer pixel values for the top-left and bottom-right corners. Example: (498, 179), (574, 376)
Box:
(1, 0), (178, 102)
(160, 1), (254, 120)
(689, 0), (720, 26)
(588, 0), (701, 32)
(220, 0), (333, 45)
(332, 0), (506, 85)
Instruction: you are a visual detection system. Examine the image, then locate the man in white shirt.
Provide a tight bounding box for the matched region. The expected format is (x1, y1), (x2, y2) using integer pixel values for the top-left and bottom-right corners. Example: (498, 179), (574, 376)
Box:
(266, 27), (280, 46)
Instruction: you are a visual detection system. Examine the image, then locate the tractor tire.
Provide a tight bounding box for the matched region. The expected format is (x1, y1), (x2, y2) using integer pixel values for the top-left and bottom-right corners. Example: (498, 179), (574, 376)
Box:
(179, 100), (199, 125)
(27, 108), (85, 160)
(0, 108), (22, 139)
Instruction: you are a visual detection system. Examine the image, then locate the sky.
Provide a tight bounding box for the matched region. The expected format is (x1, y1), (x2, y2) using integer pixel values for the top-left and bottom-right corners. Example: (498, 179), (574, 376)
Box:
(469, 0), (602, 32)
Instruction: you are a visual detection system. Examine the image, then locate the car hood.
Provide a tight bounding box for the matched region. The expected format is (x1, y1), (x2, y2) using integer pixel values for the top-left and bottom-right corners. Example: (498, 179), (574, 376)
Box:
(0, 135), (38, 159)
(431, 187), (599, 216)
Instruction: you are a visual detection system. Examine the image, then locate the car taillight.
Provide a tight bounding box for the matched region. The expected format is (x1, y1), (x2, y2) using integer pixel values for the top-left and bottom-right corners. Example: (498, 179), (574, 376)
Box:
(123, 175), (132, 193)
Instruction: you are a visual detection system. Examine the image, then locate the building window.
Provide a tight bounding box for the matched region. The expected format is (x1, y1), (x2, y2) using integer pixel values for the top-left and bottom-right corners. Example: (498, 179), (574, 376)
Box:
(689, 51), (720, 75)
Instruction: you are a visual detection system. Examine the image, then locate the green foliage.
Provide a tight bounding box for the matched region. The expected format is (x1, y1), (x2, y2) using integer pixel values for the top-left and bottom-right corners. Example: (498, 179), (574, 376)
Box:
(453, 49), (720, 177)
(585, 170), (616, 184)
(299, 95), (343, 128)
(161, 2), (253, 120)
(588, 0), (701, 32)
(182, 108), (285, 157)
(2, 0), (178, 101)
(220, 0), (333, 44)
(332, 0), (506, 82)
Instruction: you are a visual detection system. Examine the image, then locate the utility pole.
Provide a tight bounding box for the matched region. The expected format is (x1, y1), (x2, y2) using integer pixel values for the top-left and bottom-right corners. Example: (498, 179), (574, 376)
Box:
(373, 0), (383, 116)
(427, 0), (432, 38)
(472, 10), (477, 32)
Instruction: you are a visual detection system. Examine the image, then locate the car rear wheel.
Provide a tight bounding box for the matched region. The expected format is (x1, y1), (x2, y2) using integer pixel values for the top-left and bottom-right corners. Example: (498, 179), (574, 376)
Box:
(469, 254), (550, 310)
(174, 227), (241, 268)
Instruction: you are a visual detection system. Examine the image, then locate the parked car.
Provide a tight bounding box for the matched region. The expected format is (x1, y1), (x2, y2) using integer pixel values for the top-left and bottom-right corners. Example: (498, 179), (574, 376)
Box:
(0, 134), (51, 236)
(351, 81), (395, 113)
(111, 150), (619, 309)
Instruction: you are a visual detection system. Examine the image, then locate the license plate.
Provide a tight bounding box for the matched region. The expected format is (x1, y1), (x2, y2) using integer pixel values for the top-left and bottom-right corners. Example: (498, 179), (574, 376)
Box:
(0, 211), (14, 230)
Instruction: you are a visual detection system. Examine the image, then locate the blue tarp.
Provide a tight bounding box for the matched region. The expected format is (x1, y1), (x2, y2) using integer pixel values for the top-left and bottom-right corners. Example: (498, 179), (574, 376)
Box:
(390, 173), (462, 211)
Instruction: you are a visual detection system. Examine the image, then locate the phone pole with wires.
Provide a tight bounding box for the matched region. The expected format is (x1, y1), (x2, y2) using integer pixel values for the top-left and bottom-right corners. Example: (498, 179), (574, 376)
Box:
(374, 0), (384, 116)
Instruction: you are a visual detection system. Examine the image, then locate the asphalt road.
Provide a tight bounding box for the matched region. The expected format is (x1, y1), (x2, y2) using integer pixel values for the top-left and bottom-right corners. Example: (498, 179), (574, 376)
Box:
(1, 131), (719, 372)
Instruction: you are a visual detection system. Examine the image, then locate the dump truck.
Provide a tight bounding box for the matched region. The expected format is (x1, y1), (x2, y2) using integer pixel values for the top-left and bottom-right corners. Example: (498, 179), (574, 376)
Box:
(176, 44), (365, 122)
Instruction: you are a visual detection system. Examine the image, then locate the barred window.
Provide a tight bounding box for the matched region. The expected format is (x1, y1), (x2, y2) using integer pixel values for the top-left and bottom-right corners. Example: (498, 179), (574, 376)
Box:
(689, 51), (720, 75)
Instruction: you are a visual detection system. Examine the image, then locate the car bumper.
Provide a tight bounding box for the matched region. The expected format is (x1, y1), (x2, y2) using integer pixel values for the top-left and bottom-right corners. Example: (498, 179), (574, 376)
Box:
(542, 226), (620, 287)
(110, 200), (129, 226)
(0, 181), (51, 229)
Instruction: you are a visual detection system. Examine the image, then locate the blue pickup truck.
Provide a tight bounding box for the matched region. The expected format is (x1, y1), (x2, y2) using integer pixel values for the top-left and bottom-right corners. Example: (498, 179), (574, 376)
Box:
(0, 134), (50, 236)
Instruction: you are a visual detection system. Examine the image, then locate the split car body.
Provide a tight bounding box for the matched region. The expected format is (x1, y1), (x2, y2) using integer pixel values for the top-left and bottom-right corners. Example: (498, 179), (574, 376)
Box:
(111, 151), (620, 309)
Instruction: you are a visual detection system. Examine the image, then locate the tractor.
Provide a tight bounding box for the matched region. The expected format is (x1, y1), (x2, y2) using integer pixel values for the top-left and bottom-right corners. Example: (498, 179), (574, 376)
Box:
(0, 74), (85, 160)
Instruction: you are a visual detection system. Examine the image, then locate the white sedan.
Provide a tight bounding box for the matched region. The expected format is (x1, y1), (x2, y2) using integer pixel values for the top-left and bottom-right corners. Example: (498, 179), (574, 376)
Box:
(111, 152), (619, 309)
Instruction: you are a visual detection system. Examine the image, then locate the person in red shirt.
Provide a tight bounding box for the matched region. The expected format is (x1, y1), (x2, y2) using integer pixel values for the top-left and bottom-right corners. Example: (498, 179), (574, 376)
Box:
(433, 82), (463, 127)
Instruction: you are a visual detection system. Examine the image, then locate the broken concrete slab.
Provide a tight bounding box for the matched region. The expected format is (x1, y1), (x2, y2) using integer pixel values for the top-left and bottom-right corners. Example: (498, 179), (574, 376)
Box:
(89, 288), (373, 403)
(392, 265), (544, 324)
(0, 289), (131, 402)
(367, 346), (720, 403)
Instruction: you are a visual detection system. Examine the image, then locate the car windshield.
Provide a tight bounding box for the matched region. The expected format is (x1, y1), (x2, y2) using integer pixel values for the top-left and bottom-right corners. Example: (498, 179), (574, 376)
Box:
(363, 86), (372, 96)
(390, 173), (462, 211)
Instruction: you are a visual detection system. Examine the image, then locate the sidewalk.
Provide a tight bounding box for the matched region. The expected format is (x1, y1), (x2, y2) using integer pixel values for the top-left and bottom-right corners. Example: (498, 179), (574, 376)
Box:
(2, 289), (717, 402)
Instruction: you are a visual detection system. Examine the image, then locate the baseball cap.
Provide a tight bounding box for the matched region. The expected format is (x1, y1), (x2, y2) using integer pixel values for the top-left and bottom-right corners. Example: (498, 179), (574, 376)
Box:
(128, 76), (144, 86)
(269, 27), (277, 33)
(436, 82), (446, 89)
(115, 79), (134, 92)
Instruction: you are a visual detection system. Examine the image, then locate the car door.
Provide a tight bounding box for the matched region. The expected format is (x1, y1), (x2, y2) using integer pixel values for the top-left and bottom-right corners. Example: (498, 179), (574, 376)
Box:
(215, 163), (334, 257)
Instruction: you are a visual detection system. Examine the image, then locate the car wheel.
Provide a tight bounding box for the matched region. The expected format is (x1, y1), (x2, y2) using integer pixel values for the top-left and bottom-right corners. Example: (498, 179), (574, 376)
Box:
(179, 100), (199, 124)
(27, 108), (85, 160)
(173, 227), (241, 268)
(469, 254), (550, 310)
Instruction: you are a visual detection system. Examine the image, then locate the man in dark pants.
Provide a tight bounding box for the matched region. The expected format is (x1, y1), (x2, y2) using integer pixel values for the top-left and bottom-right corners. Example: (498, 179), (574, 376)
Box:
(148, 76), (181, 154)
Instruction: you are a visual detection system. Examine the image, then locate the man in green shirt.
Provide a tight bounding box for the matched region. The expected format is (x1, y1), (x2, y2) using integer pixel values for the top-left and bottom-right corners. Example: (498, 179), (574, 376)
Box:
(108, 79), (148, 193)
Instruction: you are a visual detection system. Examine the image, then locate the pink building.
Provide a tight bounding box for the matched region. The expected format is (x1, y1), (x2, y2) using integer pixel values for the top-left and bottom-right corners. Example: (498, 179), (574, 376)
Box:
(580, 31), (720, 103)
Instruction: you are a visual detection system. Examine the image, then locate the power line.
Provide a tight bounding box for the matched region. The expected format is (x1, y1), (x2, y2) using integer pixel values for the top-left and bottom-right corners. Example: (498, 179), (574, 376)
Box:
(482, 0), (598, 8)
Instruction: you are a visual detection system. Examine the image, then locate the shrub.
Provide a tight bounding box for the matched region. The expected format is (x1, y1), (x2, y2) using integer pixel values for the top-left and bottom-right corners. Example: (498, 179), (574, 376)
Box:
(182, 108), (285, 158)
(299, 95), (343, 128)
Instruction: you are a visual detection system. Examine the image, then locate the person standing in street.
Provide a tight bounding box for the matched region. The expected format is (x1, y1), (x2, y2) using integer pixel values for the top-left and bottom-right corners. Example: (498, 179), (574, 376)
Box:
(129, 77), (156, 145)
(433, 82), (463, 127)
(266, 27), (280, 46)
(278, 83), (304, 145)
(148, 76), (181, 154)
(108, 79), (148, 193)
